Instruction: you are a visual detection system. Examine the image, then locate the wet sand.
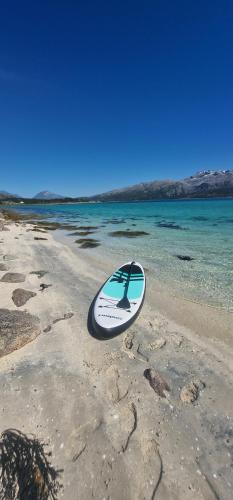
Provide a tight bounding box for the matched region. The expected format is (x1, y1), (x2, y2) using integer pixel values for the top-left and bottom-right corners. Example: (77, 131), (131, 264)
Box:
(0, 213), (233, 499)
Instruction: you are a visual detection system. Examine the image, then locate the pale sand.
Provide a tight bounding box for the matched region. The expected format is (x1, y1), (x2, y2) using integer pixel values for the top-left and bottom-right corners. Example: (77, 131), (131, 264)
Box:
(0, 215), (233, 499)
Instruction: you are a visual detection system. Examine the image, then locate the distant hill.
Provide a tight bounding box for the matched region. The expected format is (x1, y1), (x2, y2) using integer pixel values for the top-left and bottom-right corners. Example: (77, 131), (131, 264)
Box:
(0, 190), (20, 199)
(91, 170), (233, 201)
(33, 191), (65, 200)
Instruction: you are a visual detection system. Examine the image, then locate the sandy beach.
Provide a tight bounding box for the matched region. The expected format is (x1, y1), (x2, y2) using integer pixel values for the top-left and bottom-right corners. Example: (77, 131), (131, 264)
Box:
(0, 211), (233, 499)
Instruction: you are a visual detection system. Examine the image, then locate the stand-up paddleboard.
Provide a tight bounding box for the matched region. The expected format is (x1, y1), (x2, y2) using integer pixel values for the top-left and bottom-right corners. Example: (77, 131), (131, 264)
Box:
(92, 261), (145, 337)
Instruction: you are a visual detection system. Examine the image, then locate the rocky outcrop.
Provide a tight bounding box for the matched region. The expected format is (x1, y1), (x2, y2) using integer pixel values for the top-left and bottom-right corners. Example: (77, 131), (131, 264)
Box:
(0, 309), (40, 357)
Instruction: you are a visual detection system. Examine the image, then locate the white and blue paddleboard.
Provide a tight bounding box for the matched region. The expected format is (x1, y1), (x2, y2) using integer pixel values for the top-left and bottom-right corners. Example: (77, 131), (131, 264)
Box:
(92, 261), (146, 337)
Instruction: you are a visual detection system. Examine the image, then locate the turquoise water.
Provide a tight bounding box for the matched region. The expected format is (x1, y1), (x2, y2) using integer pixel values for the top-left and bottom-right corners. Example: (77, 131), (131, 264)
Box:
(15, 199), (233, 310)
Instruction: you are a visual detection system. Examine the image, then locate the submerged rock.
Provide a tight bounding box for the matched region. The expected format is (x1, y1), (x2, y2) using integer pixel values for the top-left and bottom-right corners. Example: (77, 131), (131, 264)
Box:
(1, 272), (25, 283)
(68, 231), (96, 236)
(0, 308), (40, 357)
(75, 237), (100, 248)
(75, 226), (99, 230)
(109, 230), (149, 238)
(157, 221), (188, 230)
(176, 255), (194, 261)
(12, 288), (37, 307)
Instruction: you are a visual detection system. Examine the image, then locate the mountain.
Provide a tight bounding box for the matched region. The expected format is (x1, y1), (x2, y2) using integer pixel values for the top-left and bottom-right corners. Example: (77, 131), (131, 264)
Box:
(0, 190), (20, 199)
(33, 191), (65, 200)
(91, 170), (233, 201)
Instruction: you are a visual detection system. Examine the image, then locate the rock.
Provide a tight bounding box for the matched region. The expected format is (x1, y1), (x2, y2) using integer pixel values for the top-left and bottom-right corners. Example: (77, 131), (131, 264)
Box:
(75, 238), (100, 248)
(1, 272), (26, 283)
(12, 288), (37, 307)
(157, 222), (188, 230)
(176, 255), (194, 261)
(39, 283), (52, 292)
(75, 226), (99, 230)
(3, 255), (17, 261)
(34, 237), (48, 241)
(0, 308), (40, 357)
(30, 270), (48, 278)
(109, 230), (149, 238)
(148, 338), (166, 350)
(144, 368), (170, 398)
(0, 263), (8, 271)
(180, 379), (205, 403)
(68, 231), (96, 236)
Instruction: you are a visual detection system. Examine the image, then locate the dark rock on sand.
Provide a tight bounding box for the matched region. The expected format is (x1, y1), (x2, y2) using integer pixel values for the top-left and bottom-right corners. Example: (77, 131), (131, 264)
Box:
(144, 368), (170, 398)
(3, 254), (17, 261)
(0, 263), (8, 271)
(30, 270), (48, 278)
(1, 272), (26, 283)
(34, 237), (48, 241)
(31, 228), (48, 233)
(39, 283), (52, 292)
(0, 308), (40, 357)
(109, 230), (149, 238)
(12, 288), (37, 307)
(176, 255), (194, 261)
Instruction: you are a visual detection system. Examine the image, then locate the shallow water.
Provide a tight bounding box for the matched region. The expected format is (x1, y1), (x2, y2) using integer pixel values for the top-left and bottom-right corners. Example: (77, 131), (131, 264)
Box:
(15, 199), (233, 310)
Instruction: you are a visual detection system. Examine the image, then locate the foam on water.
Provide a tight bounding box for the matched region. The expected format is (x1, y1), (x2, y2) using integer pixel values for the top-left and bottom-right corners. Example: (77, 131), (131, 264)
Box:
(16, 199), (233, 310)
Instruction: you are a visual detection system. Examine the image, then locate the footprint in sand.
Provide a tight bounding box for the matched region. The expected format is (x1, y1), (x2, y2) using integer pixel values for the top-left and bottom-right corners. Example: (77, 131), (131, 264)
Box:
(105, 365), (130, 404)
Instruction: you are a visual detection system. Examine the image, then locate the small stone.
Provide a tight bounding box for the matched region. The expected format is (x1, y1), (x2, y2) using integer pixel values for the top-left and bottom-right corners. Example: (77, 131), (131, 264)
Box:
(1, 272), (26, 283)
(148, 338), (166, 350)
(180, 379), (205, 403)
(12, 288), (37, 307)
(144, 368), (170, 398)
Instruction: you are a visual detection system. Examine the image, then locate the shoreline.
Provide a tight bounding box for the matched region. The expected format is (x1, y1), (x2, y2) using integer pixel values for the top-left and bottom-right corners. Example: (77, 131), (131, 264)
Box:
(0, 213), (233, 499)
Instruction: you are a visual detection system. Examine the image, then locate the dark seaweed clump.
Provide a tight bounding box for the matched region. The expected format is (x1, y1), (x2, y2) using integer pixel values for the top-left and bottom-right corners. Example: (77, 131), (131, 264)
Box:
(0, 428), (62, 499)
(109, 230), (149, 238)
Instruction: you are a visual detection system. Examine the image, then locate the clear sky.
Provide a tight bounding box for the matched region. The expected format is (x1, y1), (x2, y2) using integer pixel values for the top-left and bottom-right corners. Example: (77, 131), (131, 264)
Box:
(0, 0), (233, 197)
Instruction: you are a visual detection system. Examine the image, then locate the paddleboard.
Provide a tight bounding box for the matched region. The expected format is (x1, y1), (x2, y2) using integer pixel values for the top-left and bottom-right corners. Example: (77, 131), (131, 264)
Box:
(92, 261), (145, 337)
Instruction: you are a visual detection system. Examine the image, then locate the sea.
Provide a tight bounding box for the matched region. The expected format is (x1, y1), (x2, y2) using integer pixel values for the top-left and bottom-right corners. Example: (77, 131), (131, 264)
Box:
(15, 198), (233, 311)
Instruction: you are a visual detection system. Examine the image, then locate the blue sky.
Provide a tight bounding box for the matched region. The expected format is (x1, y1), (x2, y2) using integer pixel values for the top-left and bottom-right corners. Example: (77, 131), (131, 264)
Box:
(0, 0), (233, 197)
